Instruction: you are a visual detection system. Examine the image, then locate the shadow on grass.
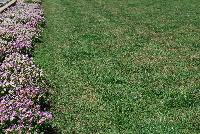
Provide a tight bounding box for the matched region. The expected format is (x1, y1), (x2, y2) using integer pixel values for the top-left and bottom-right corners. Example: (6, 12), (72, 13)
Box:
(39, 124), (61, 134)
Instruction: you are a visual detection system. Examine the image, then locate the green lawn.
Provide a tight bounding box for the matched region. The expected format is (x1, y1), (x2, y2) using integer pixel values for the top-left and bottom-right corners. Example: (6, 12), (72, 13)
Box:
(34, 0), (200, 133)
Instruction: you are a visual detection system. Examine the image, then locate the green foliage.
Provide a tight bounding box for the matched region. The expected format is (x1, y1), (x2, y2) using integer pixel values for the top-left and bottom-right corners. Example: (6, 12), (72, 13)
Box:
(34, 0), (200, 133)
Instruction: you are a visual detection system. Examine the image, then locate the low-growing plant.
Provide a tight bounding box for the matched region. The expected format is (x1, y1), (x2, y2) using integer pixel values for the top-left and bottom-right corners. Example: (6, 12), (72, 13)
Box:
(0, 53), (44, 96)
(0, 87), (52, 133)
(0, 0), (52, 133)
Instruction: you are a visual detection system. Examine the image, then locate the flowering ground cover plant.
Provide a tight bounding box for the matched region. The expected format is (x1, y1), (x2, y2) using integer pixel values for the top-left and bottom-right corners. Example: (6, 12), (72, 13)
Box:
(0, 0), (52, 133)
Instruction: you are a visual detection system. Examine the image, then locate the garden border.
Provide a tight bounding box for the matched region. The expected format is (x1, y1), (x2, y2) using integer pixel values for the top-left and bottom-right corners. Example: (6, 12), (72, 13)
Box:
(0, 0), (16, 13)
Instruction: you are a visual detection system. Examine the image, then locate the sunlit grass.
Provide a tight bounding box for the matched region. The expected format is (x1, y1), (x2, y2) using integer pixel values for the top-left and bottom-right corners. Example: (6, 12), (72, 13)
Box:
(34, 0), (200, 133)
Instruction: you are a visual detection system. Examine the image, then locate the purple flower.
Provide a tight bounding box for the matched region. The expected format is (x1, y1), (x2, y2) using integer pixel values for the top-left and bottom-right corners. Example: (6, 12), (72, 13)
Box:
(0, 1), (52, 133)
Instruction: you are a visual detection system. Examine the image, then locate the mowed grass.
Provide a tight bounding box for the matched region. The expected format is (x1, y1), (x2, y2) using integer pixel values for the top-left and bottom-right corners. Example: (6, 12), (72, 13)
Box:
(34, 0), (200, 133)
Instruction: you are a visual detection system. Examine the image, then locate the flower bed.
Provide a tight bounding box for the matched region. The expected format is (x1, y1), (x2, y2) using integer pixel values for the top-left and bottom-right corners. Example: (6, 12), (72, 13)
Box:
(0, 1), (52, 133)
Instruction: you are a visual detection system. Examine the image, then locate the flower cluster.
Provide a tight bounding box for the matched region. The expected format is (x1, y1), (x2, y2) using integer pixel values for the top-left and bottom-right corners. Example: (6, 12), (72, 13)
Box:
(0, 1), (44, 58)
(0, 53), (44, 96)
(0, 1), (52, 133)
(0, 87), (52, 133)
